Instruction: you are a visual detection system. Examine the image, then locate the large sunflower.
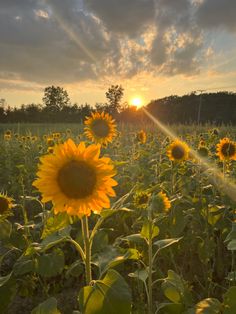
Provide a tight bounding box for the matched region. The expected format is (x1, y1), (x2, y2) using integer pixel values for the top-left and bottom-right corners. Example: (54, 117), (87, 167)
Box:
(33, 139), (117, 217)
(84, 112), (117, 145)
(167, 140), (190, 162)
(216, 138), (236, 161)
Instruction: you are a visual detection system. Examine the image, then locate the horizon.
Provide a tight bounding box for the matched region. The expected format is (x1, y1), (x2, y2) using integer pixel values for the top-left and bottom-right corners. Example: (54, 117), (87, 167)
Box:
(2, 86), (236, 108)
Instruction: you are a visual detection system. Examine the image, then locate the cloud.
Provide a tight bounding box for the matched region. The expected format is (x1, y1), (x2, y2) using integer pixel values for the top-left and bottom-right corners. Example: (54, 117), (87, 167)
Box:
(196, 0), (236, 32)
(150, 0), (203, 75)
(85, 0), (155, 36)
(0, 0), (235, 94)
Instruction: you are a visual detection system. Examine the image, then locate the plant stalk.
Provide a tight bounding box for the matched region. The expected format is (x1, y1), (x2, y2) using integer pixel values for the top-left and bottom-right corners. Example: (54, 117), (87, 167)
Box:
(81, 215), (92, 285)
(148, 208), (153, 314)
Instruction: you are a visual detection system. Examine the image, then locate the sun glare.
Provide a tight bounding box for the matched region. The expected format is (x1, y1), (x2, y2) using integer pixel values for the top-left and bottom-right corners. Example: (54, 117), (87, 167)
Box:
(130, 97), (143, 108)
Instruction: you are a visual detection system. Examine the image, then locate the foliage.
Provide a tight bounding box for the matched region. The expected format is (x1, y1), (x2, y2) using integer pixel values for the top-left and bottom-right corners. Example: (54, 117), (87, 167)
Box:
(0, 123), (236, 313)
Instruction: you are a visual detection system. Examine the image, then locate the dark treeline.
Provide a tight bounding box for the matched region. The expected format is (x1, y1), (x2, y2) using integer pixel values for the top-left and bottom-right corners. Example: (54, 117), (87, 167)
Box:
(147, 91), (236, 124)
(0, 89), (236, 124)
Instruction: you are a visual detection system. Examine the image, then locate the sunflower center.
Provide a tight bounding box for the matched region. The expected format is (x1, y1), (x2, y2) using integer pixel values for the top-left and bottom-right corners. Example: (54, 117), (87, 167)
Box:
(92, 119), (110, 137)
(171, 145), (185, 160)
(221, 143), (235, 157)
(57, 160), (97, 199)
(0, 197), (9, 214)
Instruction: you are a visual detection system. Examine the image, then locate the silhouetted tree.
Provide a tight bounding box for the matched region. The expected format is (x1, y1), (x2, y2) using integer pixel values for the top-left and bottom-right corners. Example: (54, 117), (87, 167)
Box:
(105, 85), (124, 116)
(42, 86), (70, 112)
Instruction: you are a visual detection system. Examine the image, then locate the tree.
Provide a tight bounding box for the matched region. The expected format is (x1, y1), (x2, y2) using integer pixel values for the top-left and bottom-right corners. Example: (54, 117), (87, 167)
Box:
(105, 85), (124, 115)
(42, 86), (70, 112)
(0, 98), (6, 108)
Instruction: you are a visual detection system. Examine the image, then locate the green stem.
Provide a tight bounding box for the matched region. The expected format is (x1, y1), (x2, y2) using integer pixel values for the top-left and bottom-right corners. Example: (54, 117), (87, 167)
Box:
(148, 208), (153, 314)
(81, 216), (92, 285)
(68, 238), (85, 262)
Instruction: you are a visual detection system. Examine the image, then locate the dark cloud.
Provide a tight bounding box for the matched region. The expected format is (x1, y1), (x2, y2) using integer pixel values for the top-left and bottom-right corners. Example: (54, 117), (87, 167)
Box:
(0, 0), (234, 89)
(197, 0), (236, 32)
(85, 0), (155, 36)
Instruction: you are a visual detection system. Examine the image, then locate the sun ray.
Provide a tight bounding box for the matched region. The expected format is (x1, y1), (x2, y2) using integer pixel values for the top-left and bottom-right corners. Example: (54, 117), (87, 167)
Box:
(142, 107), (236, 202)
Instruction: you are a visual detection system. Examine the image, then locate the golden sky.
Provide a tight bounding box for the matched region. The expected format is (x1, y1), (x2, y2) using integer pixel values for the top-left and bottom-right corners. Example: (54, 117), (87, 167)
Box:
(1, 0), (236, 107)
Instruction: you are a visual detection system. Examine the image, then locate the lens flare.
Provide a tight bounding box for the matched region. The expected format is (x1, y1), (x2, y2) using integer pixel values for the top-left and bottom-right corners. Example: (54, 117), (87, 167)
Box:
(142, 107), (236, 202)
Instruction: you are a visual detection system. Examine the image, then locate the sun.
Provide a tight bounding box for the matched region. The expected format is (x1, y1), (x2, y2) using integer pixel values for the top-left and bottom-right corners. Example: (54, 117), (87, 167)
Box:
(130, 97), (143, 108)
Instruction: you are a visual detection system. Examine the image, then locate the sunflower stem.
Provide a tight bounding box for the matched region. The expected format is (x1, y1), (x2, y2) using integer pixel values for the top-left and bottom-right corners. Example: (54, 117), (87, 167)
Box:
(68, 238), (85, 262)
(148, 206), (153, 314)
(81, 215), (92, 285)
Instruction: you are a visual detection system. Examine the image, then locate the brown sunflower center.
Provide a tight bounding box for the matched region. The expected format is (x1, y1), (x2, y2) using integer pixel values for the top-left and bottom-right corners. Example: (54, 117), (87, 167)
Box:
(57, 160), (97, 199)
(91, 119), (110, 138)
(0, 197), (10, 214)
(171, 145), (185, 160)
(221, 142), (235, 157)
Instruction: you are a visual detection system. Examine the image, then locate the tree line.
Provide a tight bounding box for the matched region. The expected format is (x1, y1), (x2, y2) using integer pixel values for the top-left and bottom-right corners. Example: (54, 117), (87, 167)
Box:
(0, 86), (235, 124)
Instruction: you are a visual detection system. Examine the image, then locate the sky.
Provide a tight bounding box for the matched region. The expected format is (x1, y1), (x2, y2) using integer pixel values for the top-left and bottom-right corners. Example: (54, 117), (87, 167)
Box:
(0, 0), (236, 107)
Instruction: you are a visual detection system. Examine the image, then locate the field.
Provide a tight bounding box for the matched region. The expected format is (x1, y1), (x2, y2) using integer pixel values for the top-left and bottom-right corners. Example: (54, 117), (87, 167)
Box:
(0, 122), (236, 314)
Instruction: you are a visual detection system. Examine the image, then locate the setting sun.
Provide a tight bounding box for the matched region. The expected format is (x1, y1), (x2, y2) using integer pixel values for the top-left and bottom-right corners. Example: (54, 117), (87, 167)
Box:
(130, 97), (143, 108)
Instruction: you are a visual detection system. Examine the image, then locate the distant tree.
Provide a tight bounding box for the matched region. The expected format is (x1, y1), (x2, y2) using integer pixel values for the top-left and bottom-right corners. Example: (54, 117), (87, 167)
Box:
(0, 98), (6, 108)
(105, 85), (124, 115)
(0, 99), (6, 122)
(42, 86), (70, 112)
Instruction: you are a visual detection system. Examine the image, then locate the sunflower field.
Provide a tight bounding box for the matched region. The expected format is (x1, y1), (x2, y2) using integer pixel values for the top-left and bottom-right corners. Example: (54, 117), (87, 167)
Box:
(0, 116), (236, 314)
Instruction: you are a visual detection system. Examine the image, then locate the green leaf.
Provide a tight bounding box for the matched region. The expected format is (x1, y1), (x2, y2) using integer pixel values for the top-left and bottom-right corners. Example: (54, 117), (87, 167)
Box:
(169, 208), (188, 237)
(104, 248), (140, 273)
(0, 278), (17, 313)
(154, 238), (182, 252)
(36, 226), (71, 252)
(123, 233), (146, 245)
(35, 249), (65, 278)
(223, 286), (236, 314)
(41, 212), (70, 239)
(164, 286), (181, 303)
(225, 222), (236, 243)
(92, 229), (109, 254)
(227, 240), (236, 251)
(207, 206), (222, 226)
(13, 259), (34, 276)
(0, 272), (12, 287)
(93, 246), (140, 275)
(0, 220), (12, 240)
(100, 208), (133, 219)
(31, 297), (61, 314)
(195, 298), (222, 313)
(161, 270), (192, 306)
(78, 269), (131, 314)
(156, 302), (184, 314)
(128, 268), (148, 283)
(66, 261), (84, 278)
(141, 221), (159, 240)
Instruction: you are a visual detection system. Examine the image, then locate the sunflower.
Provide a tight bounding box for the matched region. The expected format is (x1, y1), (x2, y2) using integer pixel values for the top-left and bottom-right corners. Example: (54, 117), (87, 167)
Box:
(4, 134), (11, 141)
(151, 192), (171, 213)
(136, 130), (147, 144)
(33, 139), (117, 217)
(0, 193), (13, 216)
(134, 190), (150, 209)
(47, 146), (54, 154)
(47, 138), (55, 146)
(5, 130), (11, 136)
(216, 138), (236, 161)
(84, 112), (117, 145)
(167, 140), (190, 162)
